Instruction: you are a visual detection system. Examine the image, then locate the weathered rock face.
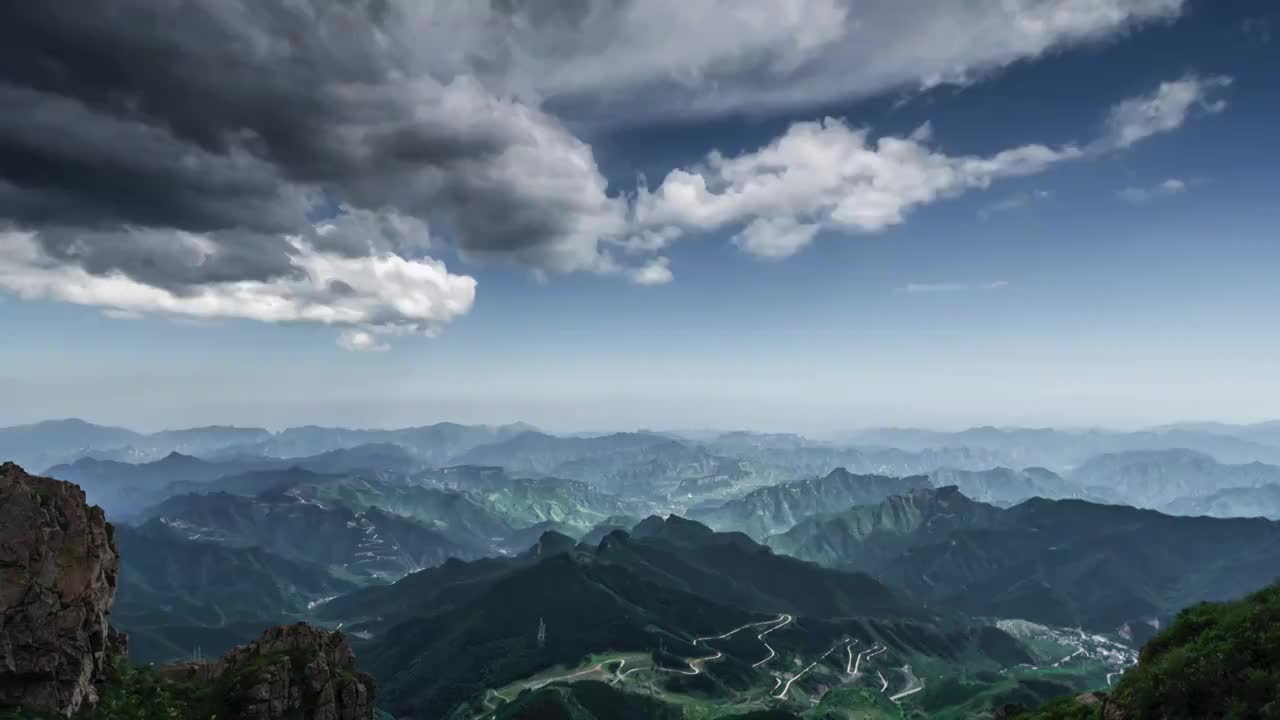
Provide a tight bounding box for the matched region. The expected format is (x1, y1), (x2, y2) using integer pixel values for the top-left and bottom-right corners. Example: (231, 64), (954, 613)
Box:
(991, 702), (1028, 719)
(0, 462), (122, 717)
(164, 623), (375, 720)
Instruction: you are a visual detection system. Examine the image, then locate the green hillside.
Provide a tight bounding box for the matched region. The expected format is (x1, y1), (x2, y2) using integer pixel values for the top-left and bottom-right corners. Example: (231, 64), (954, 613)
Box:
(1013, 583), (1280, 719)
(771, 488), (1280, 631)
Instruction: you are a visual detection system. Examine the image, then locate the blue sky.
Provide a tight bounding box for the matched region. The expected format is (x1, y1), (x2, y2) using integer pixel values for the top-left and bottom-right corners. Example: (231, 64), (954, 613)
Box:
(1, 0), (1277, 432)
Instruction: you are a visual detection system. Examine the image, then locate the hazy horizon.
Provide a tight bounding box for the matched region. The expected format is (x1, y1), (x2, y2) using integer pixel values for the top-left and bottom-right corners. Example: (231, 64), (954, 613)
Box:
(4, 412), (1278, 440)
(3, 1), (1278, 438)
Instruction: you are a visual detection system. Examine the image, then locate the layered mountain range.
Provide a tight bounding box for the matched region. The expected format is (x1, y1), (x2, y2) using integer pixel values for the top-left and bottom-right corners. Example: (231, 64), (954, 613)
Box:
(6, 416), (1280, 718)
(769, 486), (1280, 631)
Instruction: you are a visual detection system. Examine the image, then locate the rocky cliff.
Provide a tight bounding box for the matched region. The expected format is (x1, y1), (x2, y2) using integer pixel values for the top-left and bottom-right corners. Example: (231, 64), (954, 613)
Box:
(0, 462), (123, 717)
(1, 462), (375, 720)
(160, 623), (375, 720)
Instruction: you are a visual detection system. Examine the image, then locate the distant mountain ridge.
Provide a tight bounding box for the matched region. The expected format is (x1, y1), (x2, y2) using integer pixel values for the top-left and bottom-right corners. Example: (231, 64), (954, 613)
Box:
(136, 490), (481, 581)
(1, 418), (537, 472)
(453, 431), (757, 503)
(844, 425), (1280, 467)
(1065, 448), (1280, 508)
(769, 486), (1280, 632)
(1163, 483), (1280, 520)
(688, 467), (931, 539)
(927, 466), (1087, 506)
(44, 444), (430, 517)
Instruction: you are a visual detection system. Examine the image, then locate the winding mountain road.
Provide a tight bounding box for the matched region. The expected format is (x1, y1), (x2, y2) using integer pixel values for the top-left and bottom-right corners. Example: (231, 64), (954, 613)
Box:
(658, 613), (792, 676)
(655, 649), (723, 676)
(750, 613), (793, 668)
(611, 658), (643, 685)
(844, 640), (859, 674)
(889, 664), (925, 703)
(849, 643), (884, 677)
(528, 658), (626, 690)
(772, 644), (838, 699)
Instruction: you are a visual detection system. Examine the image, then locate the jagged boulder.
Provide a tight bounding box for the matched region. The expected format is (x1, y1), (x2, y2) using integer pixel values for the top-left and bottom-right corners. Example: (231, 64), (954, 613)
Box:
(0, 462), (122, 717)
(163, 623), (375, 720)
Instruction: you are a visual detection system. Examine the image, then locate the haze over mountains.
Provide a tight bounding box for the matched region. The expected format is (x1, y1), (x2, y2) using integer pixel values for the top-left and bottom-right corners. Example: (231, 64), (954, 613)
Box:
(5, 416), (1280, 718)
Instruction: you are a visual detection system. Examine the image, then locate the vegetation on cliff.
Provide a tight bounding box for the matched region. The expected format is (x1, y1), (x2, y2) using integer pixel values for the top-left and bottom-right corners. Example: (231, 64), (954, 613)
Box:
(1015, 583), (1280, 719)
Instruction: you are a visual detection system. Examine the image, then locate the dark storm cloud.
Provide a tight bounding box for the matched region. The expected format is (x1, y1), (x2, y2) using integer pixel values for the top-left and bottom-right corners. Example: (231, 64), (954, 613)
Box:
(32, 227), (300, 293)
(0, 0), (620, 289)
(0, 84), (306, 235)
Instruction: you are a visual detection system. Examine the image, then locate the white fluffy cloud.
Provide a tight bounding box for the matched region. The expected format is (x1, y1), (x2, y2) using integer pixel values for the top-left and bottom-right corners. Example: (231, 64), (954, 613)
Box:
(407, 0), (1186, 124)
(732, 218), (822, 259)
(1103, 75), (1232, 149)
(635, 117), (1080, 257)
(634, 73), (1228, 258)
(628, 257), (675, 286)
(336, 330), (391, 353)
(0, 227), (477, 350)
(1119, 178), (1187, 202)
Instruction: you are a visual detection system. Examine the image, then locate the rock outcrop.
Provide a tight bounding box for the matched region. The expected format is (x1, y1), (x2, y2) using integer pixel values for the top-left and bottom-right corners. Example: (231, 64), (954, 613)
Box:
(991, 703), (1028, 720)
(0, 462), (122, 717)
(162, 623), (375, 720)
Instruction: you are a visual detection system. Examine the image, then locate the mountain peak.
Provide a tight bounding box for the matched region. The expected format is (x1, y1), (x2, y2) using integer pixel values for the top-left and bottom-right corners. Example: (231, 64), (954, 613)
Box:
(597, 528), (631, 551)
(630, 515), (667, 539)
(532, 530), (577, 556)
(653, 514), (716, 544)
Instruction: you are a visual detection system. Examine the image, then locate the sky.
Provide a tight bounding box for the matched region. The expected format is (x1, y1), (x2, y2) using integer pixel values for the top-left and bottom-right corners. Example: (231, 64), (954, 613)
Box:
(1, 0), (1278, 433)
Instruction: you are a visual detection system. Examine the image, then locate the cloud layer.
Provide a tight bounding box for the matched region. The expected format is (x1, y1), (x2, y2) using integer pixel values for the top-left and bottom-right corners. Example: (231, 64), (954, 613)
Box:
(0, 228), (476, 334)
(1103, 75), (1232, 149)
(0, 1), (1224, 348)
(419, 0), (1186, 124)
(1119, 178), (1188, 203)
(0, 1), (629, 347)
(635, 118), (1079, 259)
(632, 74), (1228, 259)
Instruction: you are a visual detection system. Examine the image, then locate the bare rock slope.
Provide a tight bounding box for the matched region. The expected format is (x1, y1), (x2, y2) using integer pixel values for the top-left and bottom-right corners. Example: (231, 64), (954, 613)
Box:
(0, 462), (124, 716)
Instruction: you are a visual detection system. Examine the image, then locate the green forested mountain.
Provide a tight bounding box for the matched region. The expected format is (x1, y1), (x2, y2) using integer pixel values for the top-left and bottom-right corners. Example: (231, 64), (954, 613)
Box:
(453, 432), (759, 503)
(770, 488), (1280, 631)
(416, 465), (646, 532)
(767, 486), (1004, 571)
(362, 551), (766, 718)
(1014, 583), (1280, 720)
(689, 468), (931, 539)
(486, 681), (689, 720)
(134, 490), (481, 580)
(593, 516), (918, 620)
(579, 515), (644, 545)
(113, 524), (357, 663)
(323, 516), (1030, 718)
